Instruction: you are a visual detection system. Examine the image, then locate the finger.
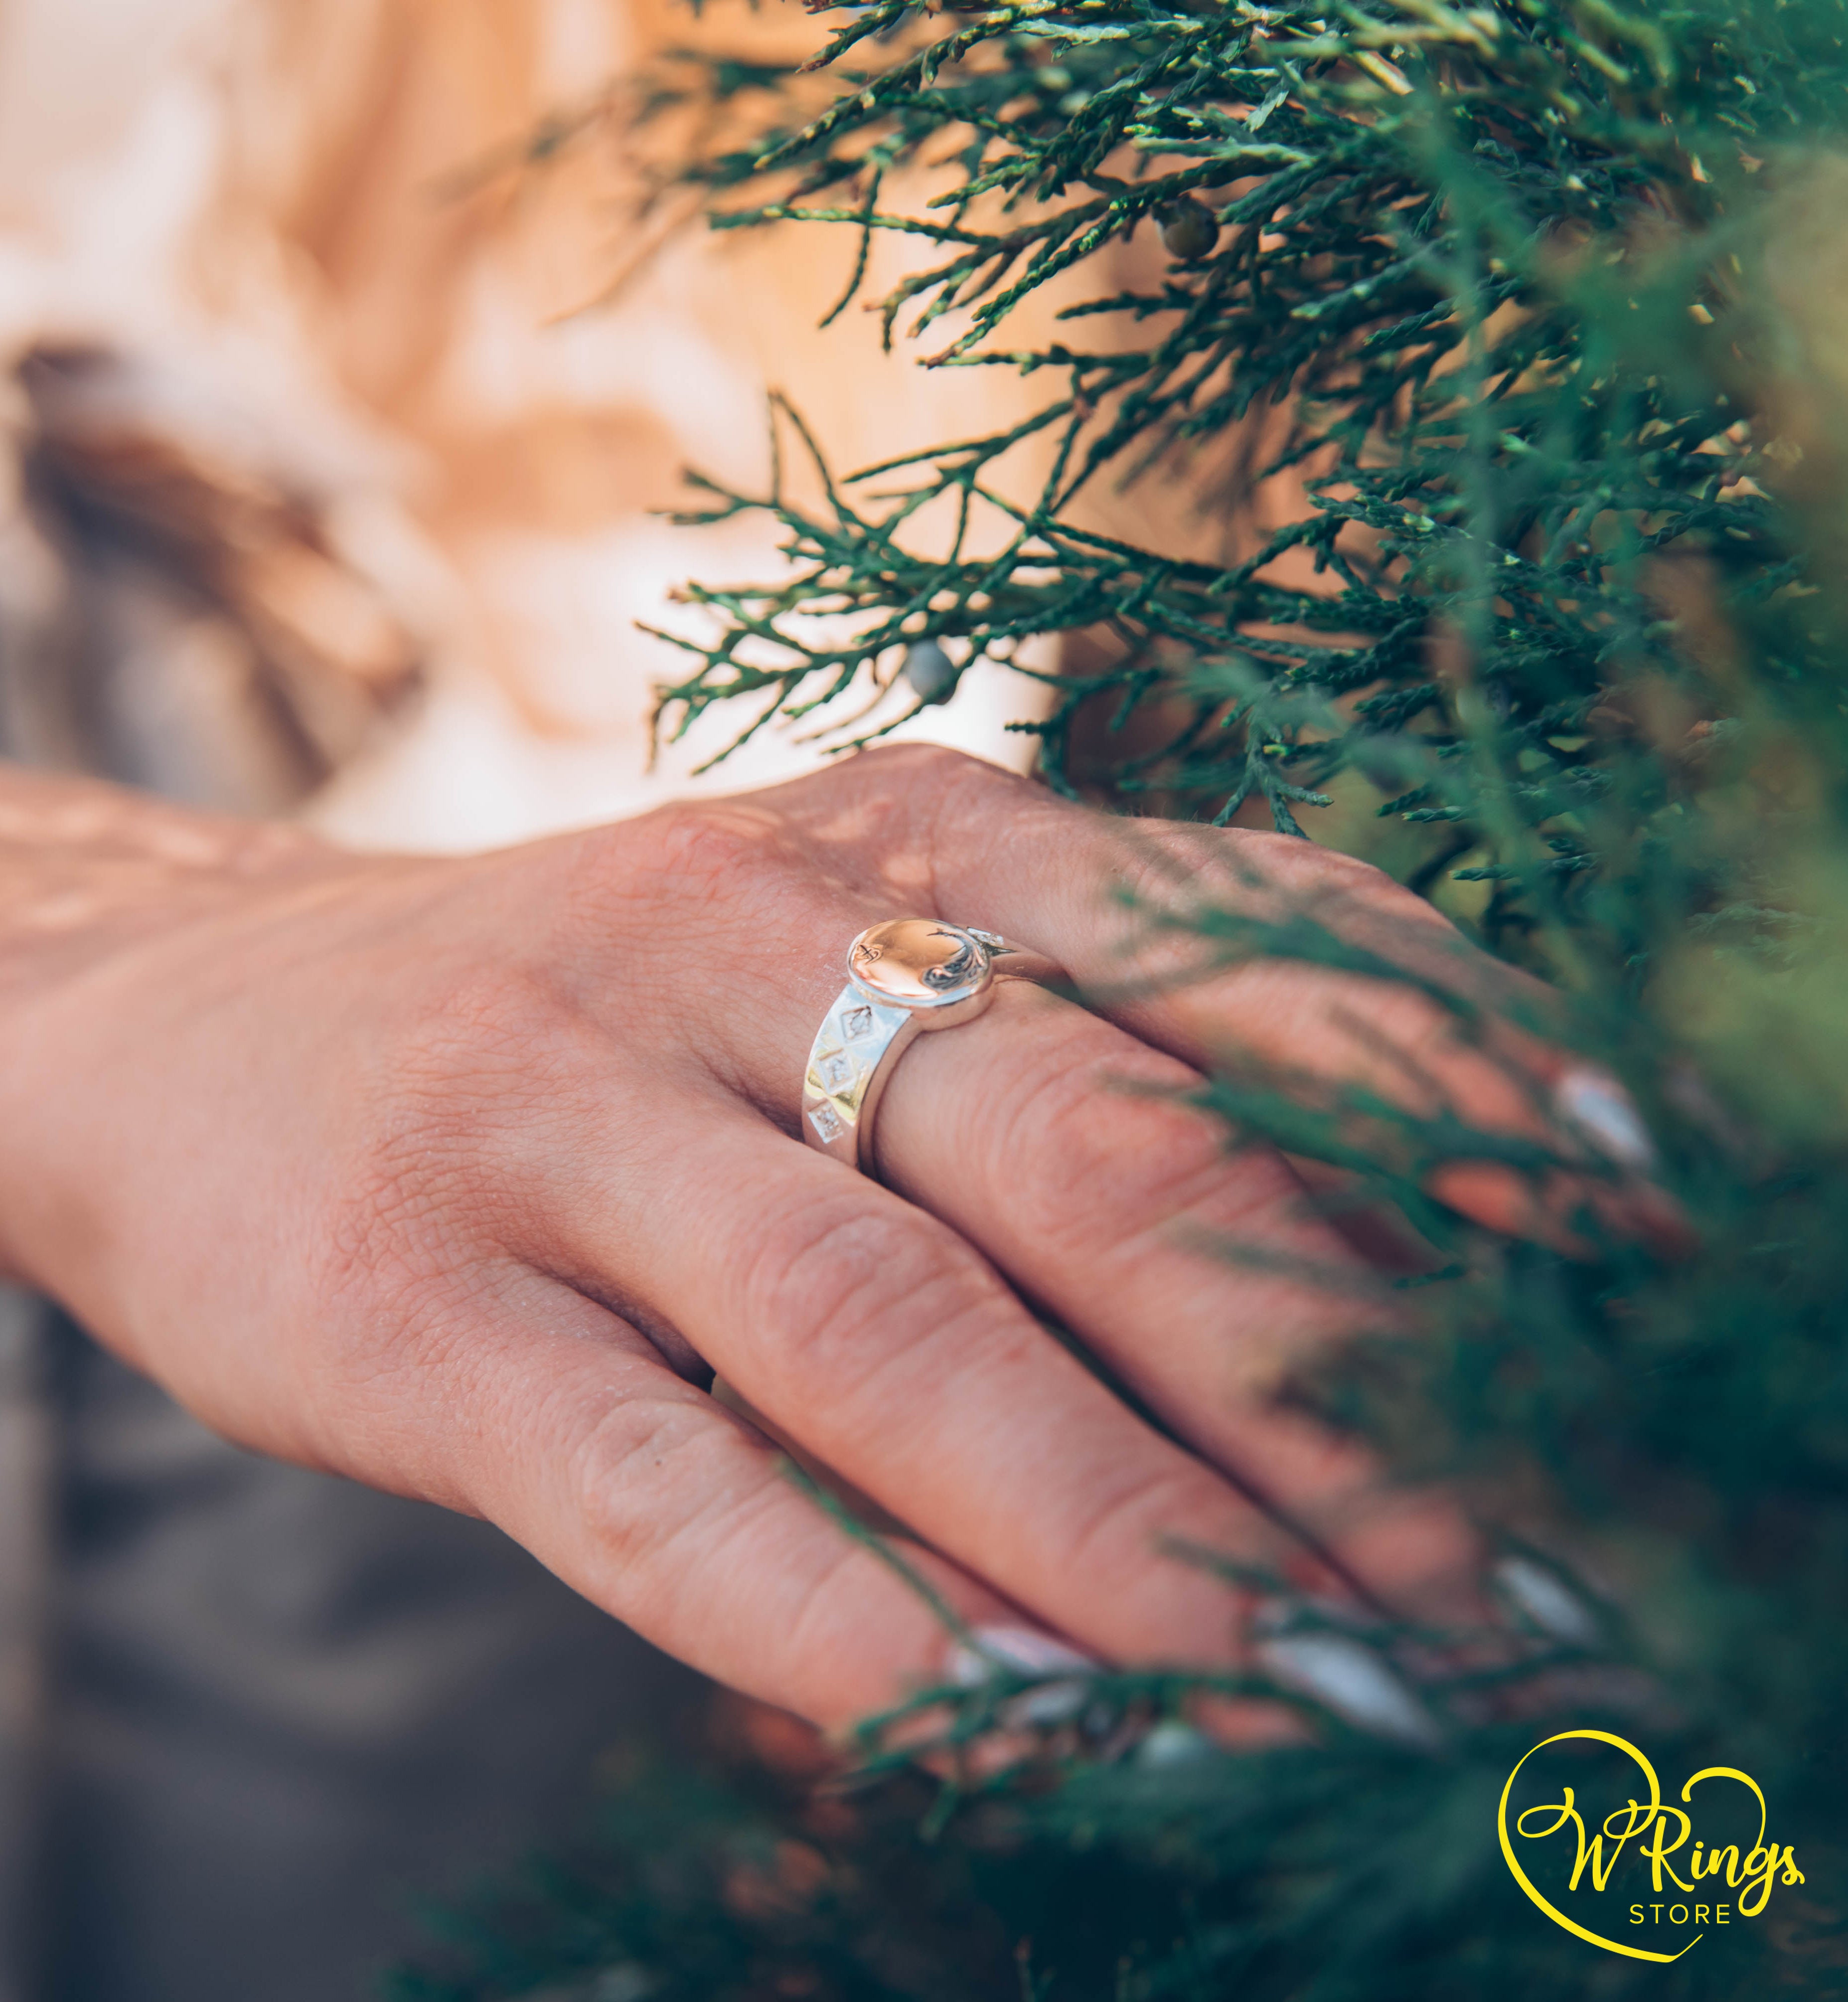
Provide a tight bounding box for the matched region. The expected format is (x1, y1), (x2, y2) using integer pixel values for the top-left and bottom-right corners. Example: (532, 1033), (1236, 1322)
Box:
(871, 977), (1486, 1621)
(605, 756), (1649, 1250)
(535, 1088), (1340, 1669)
(328, 1261), (1034, 1731)
(909, 754), (1675, 1245)
(567, 792), (1476, 1620)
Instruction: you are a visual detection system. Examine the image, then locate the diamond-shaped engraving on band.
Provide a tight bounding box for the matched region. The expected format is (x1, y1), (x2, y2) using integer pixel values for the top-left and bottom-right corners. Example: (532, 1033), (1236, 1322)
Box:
(808, 1102), (845, 1144)
(817, 1051), (856, 1092)
(842, 1005), (876, 1041)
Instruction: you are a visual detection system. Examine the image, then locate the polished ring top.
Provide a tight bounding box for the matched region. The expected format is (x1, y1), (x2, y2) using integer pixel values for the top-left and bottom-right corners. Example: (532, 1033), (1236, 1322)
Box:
(801, 919), (1059, 1175)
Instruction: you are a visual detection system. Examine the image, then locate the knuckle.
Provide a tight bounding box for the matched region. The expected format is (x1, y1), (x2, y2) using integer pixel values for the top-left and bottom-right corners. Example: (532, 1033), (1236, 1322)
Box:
(774, 1537), (874, 1672)
(566, 1391), (743, 1583)
(1064, 1459), (1213, 1579)
(840, 744), (1044, 886)
(1118, 818), (1395, 915)
(1124, 825), (1468, 995)
(1108, 839), (1198, 933)
(815, 743), (1034, 891)
(1220, 827), (1443, 928)
(861, 744), (1017, 805)
(1222, 827), (1388, 902)
(1228, 826), (1369, 875)
(916, 745), (1046, 844)
(855, 741), (998, 791)
(624, 798), (795, 911)
(986, 1037), (1224, 1254)
(748, 1193), (995, 1403)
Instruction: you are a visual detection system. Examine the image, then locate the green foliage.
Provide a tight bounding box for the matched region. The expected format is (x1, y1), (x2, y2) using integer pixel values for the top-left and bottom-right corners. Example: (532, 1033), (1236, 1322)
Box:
(403, 3), (1848, 1998)
(653, 0), (1843, 875)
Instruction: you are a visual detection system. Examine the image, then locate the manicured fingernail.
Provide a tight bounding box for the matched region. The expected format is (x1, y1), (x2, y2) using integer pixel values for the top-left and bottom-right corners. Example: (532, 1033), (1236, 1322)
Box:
(1255, 1631), (1441, 1748)
(1136, 1718), (1218, 1768)
(947, 1624), (1098, 1679)
(1554, 1067), (1656, 1171)
(945, 1624), (1098, 1726)
(1493, 1554), (1600, 1647)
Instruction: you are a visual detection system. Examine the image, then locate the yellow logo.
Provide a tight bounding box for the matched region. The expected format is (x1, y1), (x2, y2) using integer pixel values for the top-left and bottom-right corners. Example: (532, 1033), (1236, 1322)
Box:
(1498, 1729), (1803, 1962)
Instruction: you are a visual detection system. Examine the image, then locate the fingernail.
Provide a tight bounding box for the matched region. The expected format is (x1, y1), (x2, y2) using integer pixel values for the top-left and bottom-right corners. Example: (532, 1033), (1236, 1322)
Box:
(945, 1624), (1098, 1727)
(1136, 1718), (1218, 1769)
(1493, 1555), (1600, 1647)
(1553, 1067), (1657, 1171)
(1255, 1631), (1442, 1748)
(947, 1624), (1098, 1680)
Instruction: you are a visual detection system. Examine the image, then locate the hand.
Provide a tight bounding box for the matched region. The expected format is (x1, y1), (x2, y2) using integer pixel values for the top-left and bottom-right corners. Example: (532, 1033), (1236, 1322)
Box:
(0, 748), (1628, 1729)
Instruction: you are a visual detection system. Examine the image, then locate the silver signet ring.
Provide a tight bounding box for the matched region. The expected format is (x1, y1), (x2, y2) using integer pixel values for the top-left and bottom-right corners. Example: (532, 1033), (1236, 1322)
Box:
(801, 919), (1062, 1175)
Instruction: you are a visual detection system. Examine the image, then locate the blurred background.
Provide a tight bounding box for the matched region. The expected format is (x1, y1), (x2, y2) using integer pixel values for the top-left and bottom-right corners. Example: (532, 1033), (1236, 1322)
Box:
(0, 0), (1062, 849)
(0, 2), (1067, 1997)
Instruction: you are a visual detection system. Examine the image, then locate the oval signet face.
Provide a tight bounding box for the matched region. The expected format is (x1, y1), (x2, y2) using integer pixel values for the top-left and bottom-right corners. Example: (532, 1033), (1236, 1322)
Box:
(847, 919), (991, 1008)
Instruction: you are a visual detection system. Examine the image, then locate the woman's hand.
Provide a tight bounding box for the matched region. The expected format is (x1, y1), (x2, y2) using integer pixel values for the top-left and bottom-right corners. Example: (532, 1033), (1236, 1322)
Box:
(0, 748), (1630, 1730)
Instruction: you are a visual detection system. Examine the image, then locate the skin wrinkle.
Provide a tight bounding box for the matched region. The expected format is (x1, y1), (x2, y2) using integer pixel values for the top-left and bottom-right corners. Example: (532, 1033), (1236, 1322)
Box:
(365, 980), (607, 1200)
(1052, 1457), (1252, 1654)
(736, 1199), (1265, 1657)
(906, 994), (1229, 1239)
(884, 988), (1376, 1405)
(644, 1116), (1284, 1659)
(769, 1532), (908, 1682)
(738, 1197), (1019, 1420)
(456, 1294), (661, 1472)
(315, 1119), (489, 1334)
(482, 1325), (956, 1718)
(551, 1097), (757, 1320)
(889, 1065), (1409, 1609)
(432, 1288), (747, 1540)
(293, 1250), (563, 1472)
(564, 1383), (760, 1580)
(567, 1412), (958, 1707)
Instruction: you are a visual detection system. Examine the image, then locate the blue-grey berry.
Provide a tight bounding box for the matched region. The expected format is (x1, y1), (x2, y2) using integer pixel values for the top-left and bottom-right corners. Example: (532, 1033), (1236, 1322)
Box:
(904, 639), (960, 704)
(1160, 201), (1218, 261)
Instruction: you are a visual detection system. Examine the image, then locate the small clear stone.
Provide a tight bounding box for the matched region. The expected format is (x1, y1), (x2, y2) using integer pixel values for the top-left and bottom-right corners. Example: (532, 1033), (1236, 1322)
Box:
(968, 928), (1004, 949)
(818, 1052), (855, 1091)
(842, 1005), (875, 1041)
(808, 1103), (844, 1144)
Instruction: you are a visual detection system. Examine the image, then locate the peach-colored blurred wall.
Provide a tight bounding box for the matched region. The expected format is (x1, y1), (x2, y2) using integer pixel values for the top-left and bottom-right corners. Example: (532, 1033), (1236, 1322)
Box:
(0, 0), (1057, 848)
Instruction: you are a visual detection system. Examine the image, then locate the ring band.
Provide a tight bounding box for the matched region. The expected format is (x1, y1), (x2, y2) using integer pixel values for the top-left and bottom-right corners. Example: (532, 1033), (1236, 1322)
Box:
(802, 919), (1062, 1174)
